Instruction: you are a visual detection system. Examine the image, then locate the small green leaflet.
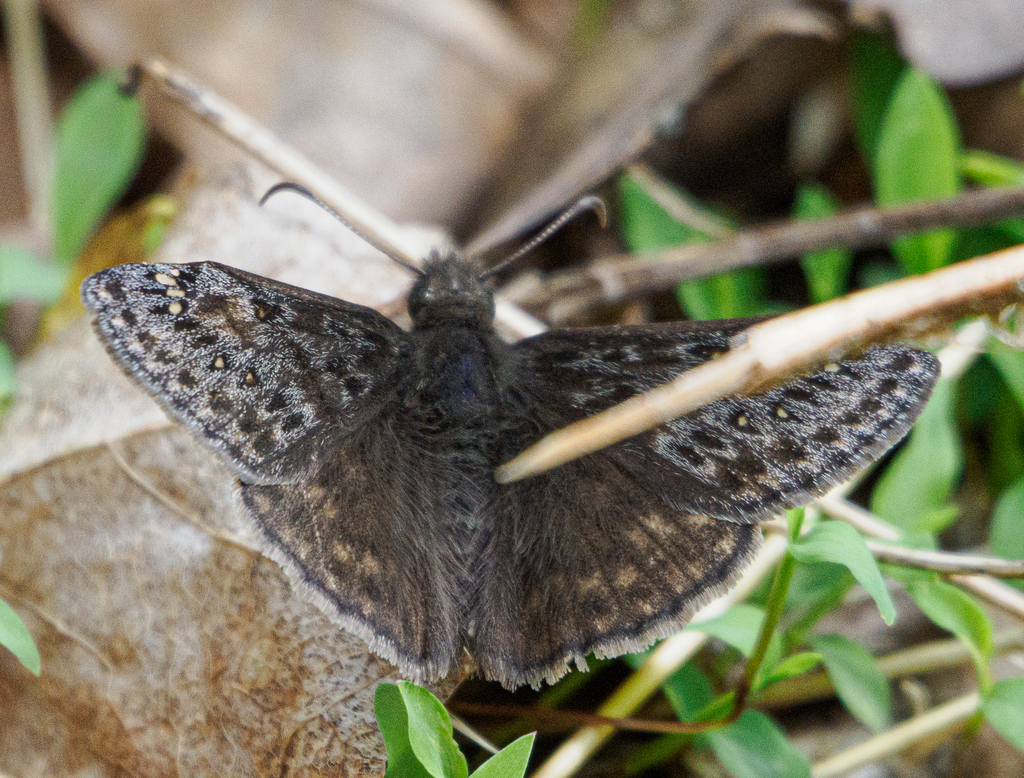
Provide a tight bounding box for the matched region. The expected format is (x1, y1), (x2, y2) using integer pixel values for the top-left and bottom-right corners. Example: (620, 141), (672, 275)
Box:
(789, 521), (897, 624)
(0, 599), (40, 676)
(375, 682), (534, 778)
(811, 634), (892, 732)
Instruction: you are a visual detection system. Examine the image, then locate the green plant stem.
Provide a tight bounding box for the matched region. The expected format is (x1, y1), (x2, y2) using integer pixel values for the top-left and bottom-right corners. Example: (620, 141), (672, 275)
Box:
(738, 513), (804, 700)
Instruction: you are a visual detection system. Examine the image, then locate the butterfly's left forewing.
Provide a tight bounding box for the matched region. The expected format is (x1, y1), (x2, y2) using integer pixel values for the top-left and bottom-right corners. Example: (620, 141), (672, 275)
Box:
(515, 321), (940, 522)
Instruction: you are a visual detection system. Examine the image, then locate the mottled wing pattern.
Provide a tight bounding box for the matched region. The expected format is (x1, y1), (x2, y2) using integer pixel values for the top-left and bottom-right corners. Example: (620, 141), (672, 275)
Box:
(83, 260), (464, 680)
(469, 322), (938, 687)
(472, 448), (759, 688)
(520, 322), (941, 522)
(629, 346), (939, 521)
(81, 261), (407, 484)
(239, 425), (466, 682)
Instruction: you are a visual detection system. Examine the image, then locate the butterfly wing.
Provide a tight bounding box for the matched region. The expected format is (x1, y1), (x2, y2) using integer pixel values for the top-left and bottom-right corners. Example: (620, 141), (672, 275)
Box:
(239, 428), (467, 683)
(84, 261), (464, 678)
(473, 453), (760, 688)
(470, 321), (938, 688)
(81, 261), (407, 484)
(517, 321), (940, 523)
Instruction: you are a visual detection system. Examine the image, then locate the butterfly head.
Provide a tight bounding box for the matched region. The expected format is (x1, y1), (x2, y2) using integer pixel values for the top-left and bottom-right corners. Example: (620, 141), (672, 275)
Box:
(408, 251), (495, 329)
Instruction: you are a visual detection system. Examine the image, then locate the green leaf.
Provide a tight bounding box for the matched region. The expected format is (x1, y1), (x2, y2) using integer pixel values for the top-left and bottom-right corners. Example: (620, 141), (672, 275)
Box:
(989, 476), (1024, 584)
(688, 604), (784, 688)
(0, 342), (15, 401)
(983, 677), (1024, 751)
(470, 734), (535, 778)
(793, 184), (852, 303)
(375, 683), (433, 778)
(52, 73), (146, 262)
(615, 173), (765, 320)
(663, 662), (716, 722)
(0, 599), (40, 676)
(677, 268), (766, 321)
(874, 69), (961, 274)
(848, 30), (905, 162)
(959, 149), (1024, 187)
(811, 634), (892, 732)
(399, 682), (468, 778)
(871, 377), (962, 533)
(707, 711), (811, 778)
(783, 560), (851, 608)
(907, 577), (994, 692)
(761, 651), (823, 688)
(789, 521), (897, 625)
(0, 246), (68, 304)
(617, 174), (715, 250)
(687, 604), (768, 657)
(989, 340), (1024, 412)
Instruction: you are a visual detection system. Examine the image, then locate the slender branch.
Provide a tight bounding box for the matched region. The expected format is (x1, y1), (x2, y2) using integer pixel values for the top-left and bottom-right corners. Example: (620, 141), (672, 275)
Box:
(449, 713), (500, 755)
(810, 692), (981, 778)
(820, 494), (1024, 620)
(449, 701), (723, 735)
(134, 59), (549, 340)
(137, 59), (424, 269)
(512, 185), (1024, 321)
(3, 0), (53, 233)
(863, 541), (1024, 578)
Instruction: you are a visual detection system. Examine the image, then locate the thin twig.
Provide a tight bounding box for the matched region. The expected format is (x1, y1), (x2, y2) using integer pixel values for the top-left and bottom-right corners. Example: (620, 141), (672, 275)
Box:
(3, 0), (53, 233)
(820, 494), (1024, 620)
(135, 59), (550, 341)
(449, 712), (500, 755)
(863, 541), (1024, 578)
(810, 692), (981, 778)
(450, 701), (724, 735)
(513, 185), (1024, 321)
(138, 59), (425, 268)
(499, 246), (1024, 483)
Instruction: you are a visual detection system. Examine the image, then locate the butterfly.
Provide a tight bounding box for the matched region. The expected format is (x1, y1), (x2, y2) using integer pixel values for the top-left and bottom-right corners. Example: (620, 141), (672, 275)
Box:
(80, 196), (939, 690)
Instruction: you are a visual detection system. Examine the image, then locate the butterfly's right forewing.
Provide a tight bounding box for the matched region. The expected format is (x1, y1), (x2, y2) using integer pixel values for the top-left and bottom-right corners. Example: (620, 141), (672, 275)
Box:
(82, 261), (407, 484)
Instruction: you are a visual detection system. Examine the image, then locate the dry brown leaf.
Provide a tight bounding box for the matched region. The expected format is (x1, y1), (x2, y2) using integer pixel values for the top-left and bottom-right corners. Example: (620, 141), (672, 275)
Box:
(850, 0), (1024, 85)
(44, 0), (555, 226)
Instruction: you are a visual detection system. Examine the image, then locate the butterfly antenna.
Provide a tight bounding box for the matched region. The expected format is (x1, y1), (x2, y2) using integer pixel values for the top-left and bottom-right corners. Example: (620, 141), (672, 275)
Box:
(260, 181), (425, 276)
(478, 195), (607, 280)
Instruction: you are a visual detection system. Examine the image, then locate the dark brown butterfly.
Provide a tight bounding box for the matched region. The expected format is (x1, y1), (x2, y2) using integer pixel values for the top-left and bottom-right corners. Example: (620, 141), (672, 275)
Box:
(81, 200), (938, 689)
